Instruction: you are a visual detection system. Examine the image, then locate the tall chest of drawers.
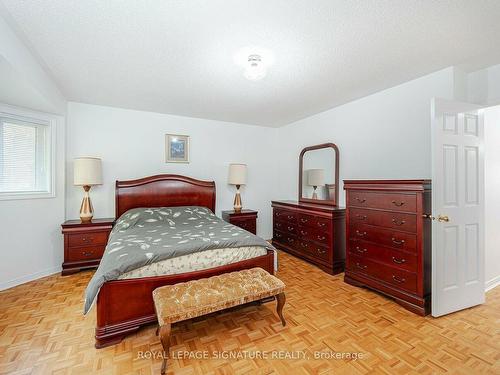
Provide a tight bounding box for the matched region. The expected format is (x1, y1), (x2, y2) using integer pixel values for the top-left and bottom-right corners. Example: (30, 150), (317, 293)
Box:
(344, 180), (432, 315)
(271, 200), (346, 275)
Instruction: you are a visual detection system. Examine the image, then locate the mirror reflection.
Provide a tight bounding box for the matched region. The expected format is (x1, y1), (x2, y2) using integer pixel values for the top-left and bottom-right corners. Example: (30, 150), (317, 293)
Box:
(301, 147), (336, 201)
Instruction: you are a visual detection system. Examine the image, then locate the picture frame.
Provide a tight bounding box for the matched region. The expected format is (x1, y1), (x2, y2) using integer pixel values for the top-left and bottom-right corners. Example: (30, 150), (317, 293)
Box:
(165, 134), (190, 163)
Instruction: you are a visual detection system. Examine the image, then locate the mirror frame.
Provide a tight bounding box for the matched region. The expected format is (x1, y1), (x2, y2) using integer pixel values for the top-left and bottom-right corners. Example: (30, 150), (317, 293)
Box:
(298, 142), (339, 206)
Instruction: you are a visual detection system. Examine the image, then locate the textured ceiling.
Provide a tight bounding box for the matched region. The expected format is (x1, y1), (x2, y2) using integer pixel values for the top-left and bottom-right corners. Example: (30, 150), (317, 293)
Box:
(1, 0), (500, 127)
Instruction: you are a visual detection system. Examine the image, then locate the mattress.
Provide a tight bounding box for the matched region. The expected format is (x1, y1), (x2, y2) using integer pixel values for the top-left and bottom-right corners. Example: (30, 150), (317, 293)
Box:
(118, 246), (268, 279)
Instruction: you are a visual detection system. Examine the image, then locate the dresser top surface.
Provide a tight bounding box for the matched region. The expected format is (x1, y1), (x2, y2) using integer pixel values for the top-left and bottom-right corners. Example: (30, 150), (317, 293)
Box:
(343, 179), (431, 192)
(272, 200), (346, 212)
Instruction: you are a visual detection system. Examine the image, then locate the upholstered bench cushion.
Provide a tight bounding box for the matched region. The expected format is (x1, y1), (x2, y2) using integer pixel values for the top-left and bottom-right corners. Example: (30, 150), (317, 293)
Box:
(152, 267), (285, 325)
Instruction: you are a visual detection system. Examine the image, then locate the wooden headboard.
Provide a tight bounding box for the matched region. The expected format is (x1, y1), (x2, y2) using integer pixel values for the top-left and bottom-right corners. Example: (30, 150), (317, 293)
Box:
(115, 174), (216, 218)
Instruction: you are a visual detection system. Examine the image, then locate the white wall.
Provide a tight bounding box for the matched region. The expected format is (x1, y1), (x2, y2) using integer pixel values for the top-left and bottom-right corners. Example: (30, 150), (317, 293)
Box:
(66, 103), (278, 239)
(484, 106), (500, 291)
(274, 67), (456, 206)
(0, 12), (65, 114)
(0, 107), (65, 290)
(467, 63), (500, 107)
(0, 12), (66, 290)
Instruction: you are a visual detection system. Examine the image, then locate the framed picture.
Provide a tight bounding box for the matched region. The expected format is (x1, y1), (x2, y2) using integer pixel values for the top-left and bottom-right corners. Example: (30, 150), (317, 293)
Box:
(165, 134), (190, 163)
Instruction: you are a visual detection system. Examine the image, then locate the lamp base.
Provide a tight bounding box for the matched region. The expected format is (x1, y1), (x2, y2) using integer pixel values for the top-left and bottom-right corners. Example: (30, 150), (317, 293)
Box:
(233, 185), (242, 212)
(312, 186), (318, 200)
(80, 185), (94, 223)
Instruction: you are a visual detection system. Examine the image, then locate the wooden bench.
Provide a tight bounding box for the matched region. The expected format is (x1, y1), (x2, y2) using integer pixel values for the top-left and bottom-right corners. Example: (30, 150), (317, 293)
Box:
(152, 267), (286, 373)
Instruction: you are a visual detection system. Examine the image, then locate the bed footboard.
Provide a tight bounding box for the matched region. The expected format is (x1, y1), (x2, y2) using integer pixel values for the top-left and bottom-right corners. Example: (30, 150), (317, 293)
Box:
(95, 249), (275, 348)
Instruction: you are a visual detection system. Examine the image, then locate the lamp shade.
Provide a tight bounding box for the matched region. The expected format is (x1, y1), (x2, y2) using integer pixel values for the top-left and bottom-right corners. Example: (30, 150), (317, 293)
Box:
(74, 157), (102, 186)
(307, 169), (324, 186)
(228, 163), (247, 185)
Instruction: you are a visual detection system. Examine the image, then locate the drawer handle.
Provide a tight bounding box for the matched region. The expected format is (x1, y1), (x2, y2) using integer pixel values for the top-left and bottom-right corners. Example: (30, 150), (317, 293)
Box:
(300, 218), (308, 223)
(82, 251), (93, 257)
(317, 222), (326, 227)
(391, 237), (405, 245)
(392, 218), (406, 226)
(317, 235), (326, 241)
(355, 197), (366, 203)
(287, 215), (294, 220)
(392, 257), (406, 264)
(275, 222), (282, 227)
(276, 212), (281, 216)
(275, 233), (282, 238)
(317, 248), (326, 254)
(356, 214), (367, 220)
(392, 275), (406, 283)
(356, 230), (367, 237)
(301, 242), (309, 248)
(82, 237), (94, 242)
(287, 226), (294, 232)
(300, 230), (308, 236)
(355, 246), (367, 253)
(355, 262), (367, 270)
(391, 200), (405, 207)
(287, 238), (295, 243)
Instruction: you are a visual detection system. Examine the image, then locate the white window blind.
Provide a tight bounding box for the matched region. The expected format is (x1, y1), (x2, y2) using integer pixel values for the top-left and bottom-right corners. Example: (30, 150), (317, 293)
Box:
(0, 116), (51, 196)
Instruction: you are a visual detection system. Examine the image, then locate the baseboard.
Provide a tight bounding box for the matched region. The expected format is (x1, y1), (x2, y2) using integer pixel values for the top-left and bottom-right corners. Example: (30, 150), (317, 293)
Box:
(485, 275), (500, 292)
(0, 266), (61, 291)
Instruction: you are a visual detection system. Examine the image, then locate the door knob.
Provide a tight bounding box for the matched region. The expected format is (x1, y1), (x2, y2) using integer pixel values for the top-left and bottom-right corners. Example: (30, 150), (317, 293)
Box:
(424, 214), (450, 222)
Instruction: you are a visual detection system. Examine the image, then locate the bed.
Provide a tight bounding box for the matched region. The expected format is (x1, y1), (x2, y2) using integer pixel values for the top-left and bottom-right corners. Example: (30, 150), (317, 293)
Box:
(92, 174), (275, 348)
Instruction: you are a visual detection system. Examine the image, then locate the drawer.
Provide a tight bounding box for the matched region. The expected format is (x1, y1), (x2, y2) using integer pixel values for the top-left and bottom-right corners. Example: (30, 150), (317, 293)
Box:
(348, 253), (417, 293)
(273, 208), (298, 222)
(349, 208), (416, 233)
(350, 223), (417, 252)
(348, 191), (417, 213)
(67, 245), (105, 262)
(296, 226), (331, 246)
(298, 213), (331, 231)
(348, 239), (417, 272)
(231, 218), (256, 234)
(273, 230), (298, 248)
(299, 240), (331, 262)
(68, 231), (109, 247)
(274, 221), (297, 236)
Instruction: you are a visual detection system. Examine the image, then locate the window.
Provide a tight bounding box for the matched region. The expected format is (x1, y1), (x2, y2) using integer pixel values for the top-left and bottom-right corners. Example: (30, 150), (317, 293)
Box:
(0, 108), (55, 199)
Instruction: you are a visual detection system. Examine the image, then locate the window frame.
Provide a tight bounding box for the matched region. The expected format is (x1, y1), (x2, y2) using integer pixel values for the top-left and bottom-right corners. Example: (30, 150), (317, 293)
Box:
(0, 104), (57, 201)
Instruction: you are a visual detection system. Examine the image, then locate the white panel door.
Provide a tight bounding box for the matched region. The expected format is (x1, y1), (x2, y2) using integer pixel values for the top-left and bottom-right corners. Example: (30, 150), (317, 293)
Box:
(431, 98), (485, 317)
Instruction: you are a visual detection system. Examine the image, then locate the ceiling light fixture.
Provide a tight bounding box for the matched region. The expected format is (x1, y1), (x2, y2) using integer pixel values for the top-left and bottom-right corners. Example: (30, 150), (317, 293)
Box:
(244, 54), (266, 81)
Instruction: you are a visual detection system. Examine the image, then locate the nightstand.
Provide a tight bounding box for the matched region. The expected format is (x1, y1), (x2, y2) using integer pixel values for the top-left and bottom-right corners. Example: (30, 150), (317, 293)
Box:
(61, 218), (114, 275)
(221, 209), (257, 234)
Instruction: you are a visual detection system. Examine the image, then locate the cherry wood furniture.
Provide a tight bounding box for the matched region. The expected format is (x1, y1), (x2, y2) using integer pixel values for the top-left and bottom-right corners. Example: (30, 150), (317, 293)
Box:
(95, 175), (274, 348)
(221, 209), (257, 234)
(153, 268), (286, 374)
(344, 180), (432, 315)
(272, 200), (346, 274)
(61, 218), (114, 275)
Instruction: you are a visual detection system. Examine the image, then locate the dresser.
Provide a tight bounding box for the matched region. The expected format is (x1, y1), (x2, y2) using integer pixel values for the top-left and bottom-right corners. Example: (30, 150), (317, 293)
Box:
(61, 218), (114, 275)
(221, 209), (257, 234)
(271, 200), (346, 274)
(344, 180), (431, 315)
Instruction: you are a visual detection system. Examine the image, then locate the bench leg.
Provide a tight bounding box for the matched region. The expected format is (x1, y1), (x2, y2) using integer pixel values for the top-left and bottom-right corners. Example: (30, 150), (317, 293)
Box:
(276, 292), (286, 326)
(159, 323), (171, 375)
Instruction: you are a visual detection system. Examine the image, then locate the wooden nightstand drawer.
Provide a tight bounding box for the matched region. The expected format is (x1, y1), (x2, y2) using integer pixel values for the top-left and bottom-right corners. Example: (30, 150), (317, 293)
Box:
(68, 231), (109, 247)
(222, 209), (258, 235)
(61, 218), (114, 275)
(67, 245), (105, 262)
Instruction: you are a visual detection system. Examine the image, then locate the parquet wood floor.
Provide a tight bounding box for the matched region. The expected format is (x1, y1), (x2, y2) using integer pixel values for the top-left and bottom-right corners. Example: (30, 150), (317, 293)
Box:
(1, 251), (499, 375)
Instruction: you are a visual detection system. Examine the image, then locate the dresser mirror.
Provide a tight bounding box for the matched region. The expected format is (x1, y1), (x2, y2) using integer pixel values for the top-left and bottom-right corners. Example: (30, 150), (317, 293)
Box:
(299, 143), (339, 206)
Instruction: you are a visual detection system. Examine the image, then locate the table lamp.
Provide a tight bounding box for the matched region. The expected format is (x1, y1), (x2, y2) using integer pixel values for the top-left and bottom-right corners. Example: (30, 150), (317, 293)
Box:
(74, 157), (102, 222)
(228, 163), (247, 212)
(307, 169), (324, 199)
